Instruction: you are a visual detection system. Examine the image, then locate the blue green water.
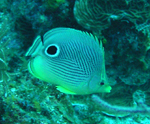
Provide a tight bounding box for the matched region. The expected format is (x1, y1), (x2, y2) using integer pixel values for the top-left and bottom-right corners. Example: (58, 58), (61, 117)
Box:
(0, 0), (150, 123)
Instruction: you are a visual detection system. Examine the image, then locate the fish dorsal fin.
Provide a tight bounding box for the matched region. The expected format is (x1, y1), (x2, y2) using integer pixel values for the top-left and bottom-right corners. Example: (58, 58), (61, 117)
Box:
(81, 31), (103, 51)
(25, 36), (42, 57)
(26, 28), (102, 57)
(84, 32), (100, 44)
(44, 28), (72, 41)
(44, 27), (100, 45)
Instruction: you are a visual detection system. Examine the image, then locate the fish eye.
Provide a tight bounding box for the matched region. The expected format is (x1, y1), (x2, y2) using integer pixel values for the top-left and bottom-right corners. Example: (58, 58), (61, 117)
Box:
(45, 44), (60, 57)
(100, 81), (104, 86)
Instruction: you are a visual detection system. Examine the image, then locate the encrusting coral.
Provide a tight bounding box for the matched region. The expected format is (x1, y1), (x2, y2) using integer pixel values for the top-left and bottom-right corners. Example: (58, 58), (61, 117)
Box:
(74, 0), (150, 34)
(92, 90), (150, 118)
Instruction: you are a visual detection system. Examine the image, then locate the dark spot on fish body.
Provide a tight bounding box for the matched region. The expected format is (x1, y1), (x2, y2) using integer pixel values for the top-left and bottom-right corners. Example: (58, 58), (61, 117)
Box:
(100, 81), (104, 85)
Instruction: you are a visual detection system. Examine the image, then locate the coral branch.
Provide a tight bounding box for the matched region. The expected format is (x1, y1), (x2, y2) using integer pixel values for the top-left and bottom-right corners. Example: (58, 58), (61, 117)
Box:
(92, 95), (150, 117)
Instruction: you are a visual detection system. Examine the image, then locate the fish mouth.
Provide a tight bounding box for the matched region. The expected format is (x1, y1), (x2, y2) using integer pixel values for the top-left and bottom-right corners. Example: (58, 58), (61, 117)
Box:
(28, 60), (35, 76)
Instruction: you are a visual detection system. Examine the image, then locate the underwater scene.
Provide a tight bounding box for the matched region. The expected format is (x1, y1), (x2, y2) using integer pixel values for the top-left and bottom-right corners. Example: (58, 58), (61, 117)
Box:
(0, 0), (150, 123)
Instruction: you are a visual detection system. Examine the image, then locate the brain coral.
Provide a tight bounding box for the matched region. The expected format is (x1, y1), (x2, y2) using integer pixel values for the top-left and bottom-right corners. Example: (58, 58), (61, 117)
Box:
(74, 0), (150, 33)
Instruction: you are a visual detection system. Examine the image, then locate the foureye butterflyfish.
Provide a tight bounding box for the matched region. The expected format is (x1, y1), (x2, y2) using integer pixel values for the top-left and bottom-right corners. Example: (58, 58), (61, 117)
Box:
(25, 28), (111, 95)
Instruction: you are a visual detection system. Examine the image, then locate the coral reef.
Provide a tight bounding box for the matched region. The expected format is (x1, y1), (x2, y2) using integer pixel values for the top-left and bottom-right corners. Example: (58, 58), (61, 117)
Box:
(92, 93), (150, 117)
(45, 0), (66, 12)
(0, 0), (150, 123)
(102, 21), (150, 86)
(74, 0), (150, 34)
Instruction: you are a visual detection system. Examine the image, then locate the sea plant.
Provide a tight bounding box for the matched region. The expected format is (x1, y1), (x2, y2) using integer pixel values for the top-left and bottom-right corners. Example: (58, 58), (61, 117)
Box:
(0, 17), (11, 97)
(0, 50), (10, 97)
(45, 0), (65, 12)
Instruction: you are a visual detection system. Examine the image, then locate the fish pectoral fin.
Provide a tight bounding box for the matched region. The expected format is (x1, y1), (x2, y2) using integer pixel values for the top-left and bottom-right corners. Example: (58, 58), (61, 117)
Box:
(56, 86), (76, 95)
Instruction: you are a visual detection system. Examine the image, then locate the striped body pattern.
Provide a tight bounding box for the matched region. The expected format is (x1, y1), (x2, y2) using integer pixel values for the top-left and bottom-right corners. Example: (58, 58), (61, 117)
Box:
(26, 28), (111, 95)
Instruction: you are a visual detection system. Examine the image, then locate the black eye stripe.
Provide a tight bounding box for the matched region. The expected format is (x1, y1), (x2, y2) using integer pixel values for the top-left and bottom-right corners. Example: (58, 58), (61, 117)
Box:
(40, 35), (44, 45)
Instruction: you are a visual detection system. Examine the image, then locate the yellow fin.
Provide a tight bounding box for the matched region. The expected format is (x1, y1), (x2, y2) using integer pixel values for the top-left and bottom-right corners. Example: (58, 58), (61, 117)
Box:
(105, 85), (112, 93)
(56, 86), (76, 94)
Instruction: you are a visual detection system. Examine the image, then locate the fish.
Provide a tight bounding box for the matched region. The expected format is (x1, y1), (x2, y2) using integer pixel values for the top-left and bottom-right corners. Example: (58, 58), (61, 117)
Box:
(25, 28), (111, 95)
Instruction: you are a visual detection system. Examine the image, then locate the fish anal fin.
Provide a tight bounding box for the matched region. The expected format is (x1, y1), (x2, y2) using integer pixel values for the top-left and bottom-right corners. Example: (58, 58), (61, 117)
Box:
(56, 86), (76, 95)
